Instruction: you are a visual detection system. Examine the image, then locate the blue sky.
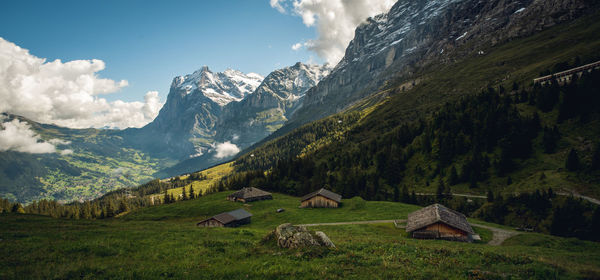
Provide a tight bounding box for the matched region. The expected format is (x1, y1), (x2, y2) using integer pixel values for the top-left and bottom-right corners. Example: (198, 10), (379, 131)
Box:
(0, 0), (319, 102)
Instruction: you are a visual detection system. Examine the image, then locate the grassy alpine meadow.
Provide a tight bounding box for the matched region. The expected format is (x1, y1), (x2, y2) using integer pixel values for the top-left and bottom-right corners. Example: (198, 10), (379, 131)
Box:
(1, 191), (600, 279)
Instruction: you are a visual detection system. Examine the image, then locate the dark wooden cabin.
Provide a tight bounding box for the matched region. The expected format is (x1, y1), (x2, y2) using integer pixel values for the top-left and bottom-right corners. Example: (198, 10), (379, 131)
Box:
(197, 208), (252, 228)
(405, 204), (475, 242)
(300, 188), (342, 208)
(227, 187), (272, 203)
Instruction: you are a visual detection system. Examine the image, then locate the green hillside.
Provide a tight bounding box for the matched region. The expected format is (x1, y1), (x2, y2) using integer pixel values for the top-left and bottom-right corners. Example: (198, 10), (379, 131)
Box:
(1, 191), (599, 279)
(0, 115), (174, 203)
(233, 11), (600, 199)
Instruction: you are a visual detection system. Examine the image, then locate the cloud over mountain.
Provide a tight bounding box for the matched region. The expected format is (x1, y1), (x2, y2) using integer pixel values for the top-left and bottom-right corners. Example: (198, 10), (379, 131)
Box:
(214, 141), (240, 159)
(0, 37), (162, 129)
(272, 0), (395, 65)
(0, 117), (56, 154)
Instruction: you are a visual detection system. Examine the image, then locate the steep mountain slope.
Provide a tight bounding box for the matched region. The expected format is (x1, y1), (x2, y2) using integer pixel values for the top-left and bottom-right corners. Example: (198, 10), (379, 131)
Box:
(231, 8), (600, 199)
(157, 63), (331, 177)
(0, 114), (170, 203)
(122, 67), (264, 160)
(217, 62), (331, 147)
(285, 0), (597, 130)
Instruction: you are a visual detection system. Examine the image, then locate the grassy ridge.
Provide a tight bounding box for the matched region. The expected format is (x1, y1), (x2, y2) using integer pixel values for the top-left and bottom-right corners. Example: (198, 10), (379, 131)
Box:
(1, 191), (599, 279)
(152, 162), (234, 202)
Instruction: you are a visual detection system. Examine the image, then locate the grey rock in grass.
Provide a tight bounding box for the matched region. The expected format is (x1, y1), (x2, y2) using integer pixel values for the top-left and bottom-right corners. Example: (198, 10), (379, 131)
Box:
(314, 231), (335, 248)
(275, 223), (335, 249)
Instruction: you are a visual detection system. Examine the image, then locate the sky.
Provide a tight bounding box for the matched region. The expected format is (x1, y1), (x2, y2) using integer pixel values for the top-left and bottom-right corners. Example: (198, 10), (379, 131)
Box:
(0, 0), (395, 157)
(0, 0), (319, 104)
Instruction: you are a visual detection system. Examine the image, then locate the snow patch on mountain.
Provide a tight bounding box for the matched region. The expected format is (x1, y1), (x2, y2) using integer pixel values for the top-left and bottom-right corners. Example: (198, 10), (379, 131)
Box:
(173, 66), (264, 106)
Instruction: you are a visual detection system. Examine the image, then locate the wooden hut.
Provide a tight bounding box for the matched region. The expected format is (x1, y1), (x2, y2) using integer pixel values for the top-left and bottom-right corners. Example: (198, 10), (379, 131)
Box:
(227, 187), (272, 203)
(196, 208), (252, 228)
(300, 188), (342, 208)
(405, 204), (475, 242)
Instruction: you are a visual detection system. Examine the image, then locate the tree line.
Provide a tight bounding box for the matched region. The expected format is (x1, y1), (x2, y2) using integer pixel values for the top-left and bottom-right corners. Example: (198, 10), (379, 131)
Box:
(0, 172), (208, 219)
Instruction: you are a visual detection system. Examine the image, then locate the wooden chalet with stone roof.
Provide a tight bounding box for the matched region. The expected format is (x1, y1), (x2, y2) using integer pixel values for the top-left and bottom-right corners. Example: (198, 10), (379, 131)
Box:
(300, 188), (342, 208)
(196, 208), (252, 228)
(227, 187), (272, 203)
(405, 204), (475, 242)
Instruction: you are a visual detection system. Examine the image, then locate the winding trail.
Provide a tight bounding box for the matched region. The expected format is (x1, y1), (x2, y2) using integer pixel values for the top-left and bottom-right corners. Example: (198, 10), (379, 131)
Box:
(297, 220), (400, 227)
(470, 223), (520, 246)
(297, 220), (520, 246)
(556, 191), (600, 205)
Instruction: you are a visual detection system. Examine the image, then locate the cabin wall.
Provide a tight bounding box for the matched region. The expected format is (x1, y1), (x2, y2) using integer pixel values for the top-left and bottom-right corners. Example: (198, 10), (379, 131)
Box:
(301, 195), (339, 208)
(411, 222), (470, 242)
(244, 195), (273, 202)
(197, 219), (224, 227)
(424, 223), (466, 237)
(225, 217), (251, 227)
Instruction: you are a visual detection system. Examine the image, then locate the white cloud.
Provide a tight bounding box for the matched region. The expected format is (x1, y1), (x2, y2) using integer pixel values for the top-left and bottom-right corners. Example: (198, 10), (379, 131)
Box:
(0, 117), (56, 154)
(60, 149), (74, 155)
(0, 37), (163, 129)
(48, 139), (71, 145)
(213, 141), (240, 159)
(273, 0), (396, 65)
(291, 42), (303, 51)
(270, 0), (287, 13)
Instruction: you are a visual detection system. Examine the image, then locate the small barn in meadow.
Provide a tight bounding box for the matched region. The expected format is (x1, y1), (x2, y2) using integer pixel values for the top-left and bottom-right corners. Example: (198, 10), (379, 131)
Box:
(227, 187), (272, 203)
(300, 188), (342, 208)
(196, 208), (252, 228)
(405, 204), (475, 242)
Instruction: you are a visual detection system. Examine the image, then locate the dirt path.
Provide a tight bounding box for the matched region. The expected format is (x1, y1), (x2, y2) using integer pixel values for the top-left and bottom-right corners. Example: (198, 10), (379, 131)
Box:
(556, 191), (600, 205)
(297, 220), (402, 227)
(470, 223), (520, 246)
(415, 193), (487, 199)
(298, 220), (519, 246)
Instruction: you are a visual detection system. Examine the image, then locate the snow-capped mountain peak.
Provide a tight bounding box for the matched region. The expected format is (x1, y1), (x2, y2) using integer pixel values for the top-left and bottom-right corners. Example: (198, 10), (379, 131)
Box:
(173, 66), (264, 106)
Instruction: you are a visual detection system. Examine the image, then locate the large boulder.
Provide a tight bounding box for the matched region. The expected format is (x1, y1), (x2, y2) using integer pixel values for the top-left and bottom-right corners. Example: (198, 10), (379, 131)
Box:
(275, 223), (335, 249)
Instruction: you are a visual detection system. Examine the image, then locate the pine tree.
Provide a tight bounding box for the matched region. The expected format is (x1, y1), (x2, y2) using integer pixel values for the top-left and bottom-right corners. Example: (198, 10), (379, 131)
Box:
(170, 193), (175, 203)
(592, 143), (600, 170)
(591, 207), (600, 241)
(106, 200), (116, 217)
(565, 148), (580, 171)
(487, 190), (494, 202)
(436, 178), (445, 201)
(182, 186), (188, 200)
(163, 190), (170, 204)
(444, 184), (452, 199)
(448, 166), (459, 185)
(11, 203), (25, 214)
(118, 200), (129, 213)
(401, 185), (410, 203)
(393, 185), (400, 202)
(189, 185), (195, 199)
(469, 174), (478, 189)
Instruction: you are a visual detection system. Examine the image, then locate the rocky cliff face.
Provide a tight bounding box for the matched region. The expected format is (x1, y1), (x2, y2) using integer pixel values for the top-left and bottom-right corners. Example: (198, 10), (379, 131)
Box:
(123, 67), (264, 159)
(216, 62), (331, 148)
(123, 63), (330, 176)
(291, 0), (596, 126)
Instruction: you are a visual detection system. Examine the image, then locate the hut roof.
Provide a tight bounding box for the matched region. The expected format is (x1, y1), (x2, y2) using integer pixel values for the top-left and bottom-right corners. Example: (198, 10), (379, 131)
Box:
(300, 188), (342, 203)
(405, 204), (474, 234)
(228, 187), (272, 199)
(198, 208), (252, 225)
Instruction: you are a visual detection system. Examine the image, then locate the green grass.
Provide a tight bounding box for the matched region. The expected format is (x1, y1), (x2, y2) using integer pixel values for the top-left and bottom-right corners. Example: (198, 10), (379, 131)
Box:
(1, 191), (599, 279)
(154, 163), (234, 201)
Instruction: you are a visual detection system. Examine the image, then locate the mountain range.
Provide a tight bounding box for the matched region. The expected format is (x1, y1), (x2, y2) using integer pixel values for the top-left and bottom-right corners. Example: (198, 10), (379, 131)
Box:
(1, 0), (599, 203)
